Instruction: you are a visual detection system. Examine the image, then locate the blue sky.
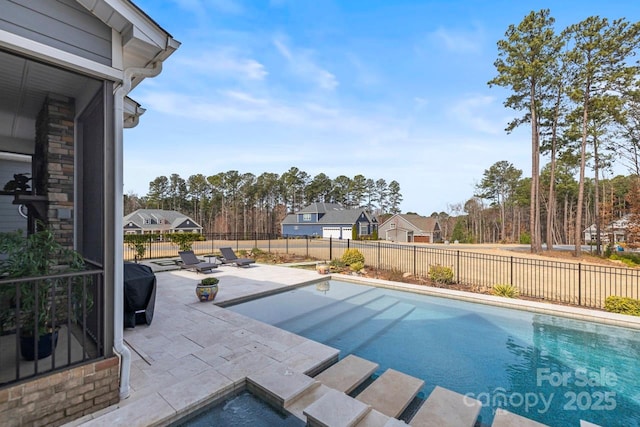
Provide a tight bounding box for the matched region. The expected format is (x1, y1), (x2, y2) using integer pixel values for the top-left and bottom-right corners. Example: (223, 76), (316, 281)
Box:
(126, 0), (639, 215)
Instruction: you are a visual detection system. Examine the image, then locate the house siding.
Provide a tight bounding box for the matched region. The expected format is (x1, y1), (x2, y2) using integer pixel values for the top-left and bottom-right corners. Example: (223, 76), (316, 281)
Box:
(282, 224), (324, 236)
(0, 356), (120, 427)
(0, 0), (112, 66)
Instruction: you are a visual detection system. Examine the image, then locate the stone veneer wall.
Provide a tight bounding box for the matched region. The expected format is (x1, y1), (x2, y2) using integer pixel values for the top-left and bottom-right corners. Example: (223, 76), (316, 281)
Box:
(0, 356), (120, 427)
(35, 94), (75, 248)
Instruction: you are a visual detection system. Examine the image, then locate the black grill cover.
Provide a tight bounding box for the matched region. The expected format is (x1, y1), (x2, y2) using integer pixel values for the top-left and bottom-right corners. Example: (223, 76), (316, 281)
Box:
(123, 262), (156, 328)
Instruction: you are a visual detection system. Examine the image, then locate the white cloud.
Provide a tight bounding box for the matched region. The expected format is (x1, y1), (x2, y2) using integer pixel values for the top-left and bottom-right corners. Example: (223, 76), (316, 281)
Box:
(448, 95), (504, 134)
(429, 26), (484, 54)
(177, 49), (267, 80)
(273, 36), (338, 91)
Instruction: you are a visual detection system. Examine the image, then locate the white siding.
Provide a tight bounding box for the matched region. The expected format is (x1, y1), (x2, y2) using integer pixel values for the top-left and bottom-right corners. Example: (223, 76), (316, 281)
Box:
(0, 0), (111, 65)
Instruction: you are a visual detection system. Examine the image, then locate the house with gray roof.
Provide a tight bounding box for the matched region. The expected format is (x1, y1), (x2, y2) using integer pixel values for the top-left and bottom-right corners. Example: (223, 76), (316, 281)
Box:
(281, 203), (377, 239)
(124, 209), (202, 235)
(379, 214), (441, 243)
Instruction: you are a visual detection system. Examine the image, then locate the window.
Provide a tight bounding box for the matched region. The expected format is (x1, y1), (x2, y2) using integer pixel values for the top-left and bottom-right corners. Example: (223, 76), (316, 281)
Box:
(390, 223), (396, 229)
(359, 224), (368, 235)
(303, 213), (312, 221)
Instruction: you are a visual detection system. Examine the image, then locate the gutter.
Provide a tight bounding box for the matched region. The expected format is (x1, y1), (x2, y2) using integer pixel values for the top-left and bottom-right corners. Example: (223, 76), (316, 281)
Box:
(112, 62), (162, 399)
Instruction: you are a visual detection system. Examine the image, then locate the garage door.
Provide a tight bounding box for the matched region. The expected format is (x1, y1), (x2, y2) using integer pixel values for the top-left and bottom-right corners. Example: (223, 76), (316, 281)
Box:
(414, 236), (431, 243)
(341, 227), (352, 239)
(323, 227), (341, 239)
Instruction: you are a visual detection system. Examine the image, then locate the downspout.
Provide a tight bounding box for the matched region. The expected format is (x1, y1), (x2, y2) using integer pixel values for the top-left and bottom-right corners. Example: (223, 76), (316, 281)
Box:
(113, 62), (162, 399)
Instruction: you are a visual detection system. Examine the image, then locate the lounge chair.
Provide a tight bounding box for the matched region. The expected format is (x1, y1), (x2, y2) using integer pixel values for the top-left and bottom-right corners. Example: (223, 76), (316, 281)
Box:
(219, 247), (256, 267)
(178, 251), (218, 273)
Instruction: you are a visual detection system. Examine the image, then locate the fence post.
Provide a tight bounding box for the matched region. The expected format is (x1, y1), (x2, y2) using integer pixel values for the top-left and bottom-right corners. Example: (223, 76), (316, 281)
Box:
(456, 251), (460, 283)
(578, 263), (582, 306)
(510, 256), (513, 285)
(254, 231), (257, 249)
(306, 236), (309, 257)
(286, 235), (289, 254)
(268, 234), (271, 253)
(329, 237), (333, 260)
(347, 239), (350, 249)
(413, 246), (417, 277)
(377, 241), (380, 270)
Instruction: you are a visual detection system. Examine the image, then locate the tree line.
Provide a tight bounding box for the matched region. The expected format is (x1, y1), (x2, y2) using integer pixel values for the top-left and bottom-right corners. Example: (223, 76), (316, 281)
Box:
(484, 9), (640, 255)
(124, 167), (402, 235)
(446, 160), (640, 253)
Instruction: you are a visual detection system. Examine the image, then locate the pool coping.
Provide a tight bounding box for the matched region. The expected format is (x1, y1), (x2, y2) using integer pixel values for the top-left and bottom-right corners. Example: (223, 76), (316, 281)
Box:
(329, 274), (640, 331)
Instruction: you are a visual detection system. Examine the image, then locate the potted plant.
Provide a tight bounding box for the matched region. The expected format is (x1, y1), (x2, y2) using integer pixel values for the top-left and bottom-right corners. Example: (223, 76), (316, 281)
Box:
(195, 277), (219, 302)
(0, 225), (88, 360)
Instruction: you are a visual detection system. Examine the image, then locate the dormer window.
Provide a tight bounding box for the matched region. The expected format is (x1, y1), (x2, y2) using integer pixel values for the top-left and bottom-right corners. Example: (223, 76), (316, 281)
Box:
(303, 213), (311, 221)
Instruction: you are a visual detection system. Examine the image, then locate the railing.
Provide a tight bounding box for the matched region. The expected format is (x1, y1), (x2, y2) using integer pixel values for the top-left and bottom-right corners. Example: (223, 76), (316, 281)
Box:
(0, 266), (104, 387)
(124, 233), (640, 310)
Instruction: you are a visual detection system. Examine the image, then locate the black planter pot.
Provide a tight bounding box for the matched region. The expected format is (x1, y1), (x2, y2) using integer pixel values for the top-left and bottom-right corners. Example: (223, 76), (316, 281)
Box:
(20, 331), (59, 361)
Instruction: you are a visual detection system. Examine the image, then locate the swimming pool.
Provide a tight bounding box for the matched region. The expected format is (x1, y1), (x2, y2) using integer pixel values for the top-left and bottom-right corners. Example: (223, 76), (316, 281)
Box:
(174, 390), (304, 427)
(227, 280), (640, 427)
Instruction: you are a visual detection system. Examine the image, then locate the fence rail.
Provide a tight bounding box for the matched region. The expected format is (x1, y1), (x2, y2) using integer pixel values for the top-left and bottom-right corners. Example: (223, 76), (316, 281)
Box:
(0, 266), (104, 387)
(124, 233), (640, 310)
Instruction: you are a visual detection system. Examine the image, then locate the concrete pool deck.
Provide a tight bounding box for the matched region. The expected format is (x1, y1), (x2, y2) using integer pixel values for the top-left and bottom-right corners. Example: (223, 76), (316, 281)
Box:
(66, 262), (338, 426)
(64, 261), (637, 426)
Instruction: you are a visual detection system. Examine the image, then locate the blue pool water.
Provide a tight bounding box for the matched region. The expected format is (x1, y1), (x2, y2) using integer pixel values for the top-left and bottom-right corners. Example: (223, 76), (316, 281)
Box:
(175, 391), (304, 426)
(227, 280), (640, 427)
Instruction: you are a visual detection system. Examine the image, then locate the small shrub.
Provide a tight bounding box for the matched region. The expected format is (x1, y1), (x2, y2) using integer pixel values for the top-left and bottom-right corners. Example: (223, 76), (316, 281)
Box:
(492, 284), (519, 298)
(604, 296), (640, 316)
(330, 259), (346, 268)
(350, 261), (364, 272)
(519, 232), (531, 244)
(609, 252), (640, 267)
(341, 249), (365, 265)
(200, 277), (219, 286)
(428, 265), (454, 284)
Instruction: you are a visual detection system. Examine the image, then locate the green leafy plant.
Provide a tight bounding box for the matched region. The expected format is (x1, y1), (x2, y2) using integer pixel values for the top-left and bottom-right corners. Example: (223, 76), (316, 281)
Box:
(124, 234), (158, 261)
(492, 283), (519, 298)
(609, 252), (640, 267)
(200, 277), (219, 286)
(604, 296), (640, 316)
(350, 261), (364, 272)
(0, 226), (88, 337)
(165, 233), (205, 252)
(428, 265), (454, 284)
(341, 249), (365, 265)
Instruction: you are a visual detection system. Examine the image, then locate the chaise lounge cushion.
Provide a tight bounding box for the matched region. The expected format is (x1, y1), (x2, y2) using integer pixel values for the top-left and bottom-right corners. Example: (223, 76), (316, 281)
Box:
(219, 247), (256, 267)
(178, 250), (218, 273)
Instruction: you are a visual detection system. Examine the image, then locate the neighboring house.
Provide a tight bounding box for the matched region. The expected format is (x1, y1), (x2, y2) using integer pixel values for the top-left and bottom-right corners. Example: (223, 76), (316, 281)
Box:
(583, 215), (630, 244)
(379, 214), (442, 243)
(0, 1), (178, 425)
(281, 202), (377, 239)
(124, 209), (202, 235)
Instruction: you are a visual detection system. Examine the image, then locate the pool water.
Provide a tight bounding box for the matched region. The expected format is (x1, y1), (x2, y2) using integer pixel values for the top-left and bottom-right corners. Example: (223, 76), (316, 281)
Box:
(175, 391), (304, 427)
(227, 280), (640, 427)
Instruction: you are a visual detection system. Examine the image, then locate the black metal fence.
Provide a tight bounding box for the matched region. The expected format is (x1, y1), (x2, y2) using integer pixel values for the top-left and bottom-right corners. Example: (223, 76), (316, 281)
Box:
(0, 266), (104, 387)
(124, 233), (640, 310)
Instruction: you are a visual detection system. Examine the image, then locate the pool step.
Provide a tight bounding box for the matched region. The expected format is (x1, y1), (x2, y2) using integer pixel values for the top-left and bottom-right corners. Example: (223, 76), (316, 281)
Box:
(356, 368), (425, 418)
(333, 302), (416, 356)
(314, 354), (379, 393)
(491, 408), (549, 426)
(285, 383), (332, 420)
(355, 409), (409, 426)
(303, 388), (371, 427)
(408, 386), (481, 426)
(306, 296), (402, 344)
(246, 363), (317, 409)
(276, 288), (381, 333)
